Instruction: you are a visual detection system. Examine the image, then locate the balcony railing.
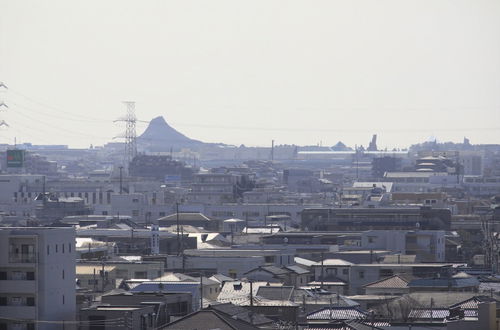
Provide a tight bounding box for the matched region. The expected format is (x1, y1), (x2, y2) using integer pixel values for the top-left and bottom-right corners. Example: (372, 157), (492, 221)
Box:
(9, 253), (36, 263)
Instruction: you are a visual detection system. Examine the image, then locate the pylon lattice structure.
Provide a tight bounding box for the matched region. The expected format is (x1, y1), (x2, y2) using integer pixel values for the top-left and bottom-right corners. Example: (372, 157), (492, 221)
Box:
(122, 101), (137, 166)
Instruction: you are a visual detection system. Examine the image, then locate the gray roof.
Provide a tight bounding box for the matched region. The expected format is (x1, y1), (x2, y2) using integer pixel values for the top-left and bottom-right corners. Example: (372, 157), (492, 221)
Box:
(245, 265), (290, 276)
(256, 286), (294, 301)
(207, 303), (273, 326)
(159, 212), (211, 222)
(284, 265), (310, 275)
(161, 310), (259, 330)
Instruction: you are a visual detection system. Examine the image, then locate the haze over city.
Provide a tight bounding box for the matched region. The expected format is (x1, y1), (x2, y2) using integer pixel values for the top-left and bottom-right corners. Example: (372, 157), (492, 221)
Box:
(1, 0), (500, 148)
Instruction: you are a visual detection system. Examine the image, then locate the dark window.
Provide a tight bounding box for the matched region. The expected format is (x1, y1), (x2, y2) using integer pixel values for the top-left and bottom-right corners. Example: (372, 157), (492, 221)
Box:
(55, 244), (58, 253)
(0, 297), (6, 306)
(0, 272), (6, 280)
(27, 272), (35, 280)
(62, 270), (65, 279)
(47, 245), (50, 255)
(62, 295), (65, 304)
(62, 244), (65, 253)
(26, 297), (35, 306)
(27, 324), (35, 330)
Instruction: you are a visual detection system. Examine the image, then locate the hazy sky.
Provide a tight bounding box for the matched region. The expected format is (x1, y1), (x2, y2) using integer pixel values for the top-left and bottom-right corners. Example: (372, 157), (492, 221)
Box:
(1, 0), (499, 149)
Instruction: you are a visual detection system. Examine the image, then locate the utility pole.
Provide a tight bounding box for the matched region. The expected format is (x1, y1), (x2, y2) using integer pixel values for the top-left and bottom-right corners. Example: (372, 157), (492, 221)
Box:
(249, 280), (254, 307)
(119, 166), (123, 194)
(320, 252), (324, 289)
(176, 202), (180, 256)
(200, 275), (203, 310)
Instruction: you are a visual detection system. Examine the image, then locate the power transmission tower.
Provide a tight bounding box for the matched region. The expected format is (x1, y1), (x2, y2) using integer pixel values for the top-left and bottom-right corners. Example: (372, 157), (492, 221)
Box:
(115, 101), (137, 166)
(0, 82), (8, 129)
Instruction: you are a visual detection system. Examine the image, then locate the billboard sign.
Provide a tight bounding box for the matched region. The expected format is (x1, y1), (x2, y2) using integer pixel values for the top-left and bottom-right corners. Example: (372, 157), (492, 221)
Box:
(6, 149), (25, 168)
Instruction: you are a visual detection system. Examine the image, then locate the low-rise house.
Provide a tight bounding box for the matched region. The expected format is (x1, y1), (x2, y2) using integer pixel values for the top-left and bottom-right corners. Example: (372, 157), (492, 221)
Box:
(161, 309), (260, 330)
(100, 289), (192, 326)
(80, 305), (156, 330)
(363, 274), (410, 296)
(206, 303), (274, 328)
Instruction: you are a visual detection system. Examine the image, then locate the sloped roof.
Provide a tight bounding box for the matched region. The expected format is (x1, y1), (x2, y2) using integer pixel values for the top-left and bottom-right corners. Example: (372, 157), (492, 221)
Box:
(160, 309), (259, 330)
(208, 303), (273, 326)
(256, 286), (294, 301)
(313, 259), (354, 266)
(284, 265), (310, 275)
(307, 307), (367, 320)
(159, 212), (210, 222)
(364, 275), (409, 289)
(245, 265), (290, 276)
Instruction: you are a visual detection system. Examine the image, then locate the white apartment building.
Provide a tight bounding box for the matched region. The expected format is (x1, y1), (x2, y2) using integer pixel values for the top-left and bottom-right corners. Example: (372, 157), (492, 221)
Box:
(0, 227), (76, 330)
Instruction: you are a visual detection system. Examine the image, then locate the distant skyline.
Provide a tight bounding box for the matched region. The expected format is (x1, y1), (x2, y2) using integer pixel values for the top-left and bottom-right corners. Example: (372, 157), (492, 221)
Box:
(1, 0), (499, 149)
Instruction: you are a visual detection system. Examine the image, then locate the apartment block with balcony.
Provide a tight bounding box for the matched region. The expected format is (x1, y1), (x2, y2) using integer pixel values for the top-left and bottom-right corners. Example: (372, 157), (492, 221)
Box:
(0, 227), (76, 330)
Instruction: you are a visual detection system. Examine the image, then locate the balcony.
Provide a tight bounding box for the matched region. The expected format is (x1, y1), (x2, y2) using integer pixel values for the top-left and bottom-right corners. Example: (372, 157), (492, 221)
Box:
(0, 306), (36, 320)
(9, 253), (37, 263)
(0, 280), (36, 293)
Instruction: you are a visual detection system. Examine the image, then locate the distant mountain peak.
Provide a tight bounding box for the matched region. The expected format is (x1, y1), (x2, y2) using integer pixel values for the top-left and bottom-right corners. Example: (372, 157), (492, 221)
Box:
(138, 116), (201, 148)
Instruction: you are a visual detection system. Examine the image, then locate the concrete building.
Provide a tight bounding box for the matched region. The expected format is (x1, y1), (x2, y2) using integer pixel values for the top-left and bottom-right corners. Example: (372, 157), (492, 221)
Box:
(360, 230), (446, 262)
(0, 227), (76, 330)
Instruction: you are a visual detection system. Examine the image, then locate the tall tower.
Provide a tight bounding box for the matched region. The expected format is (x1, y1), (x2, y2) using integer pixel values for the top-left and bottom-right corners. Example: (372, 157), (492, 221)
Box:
(116, 101), (137, 166)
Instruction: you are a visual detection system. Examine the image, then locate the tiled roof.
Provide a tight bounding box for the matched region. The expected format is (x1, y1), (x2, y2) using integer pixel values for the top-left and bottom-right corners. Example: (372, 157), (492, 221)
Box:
(256, 286), (294, 301)
(245, 265), (290, 276)
(160, 310), (259, 330)
(307, 307), (367, 320)
(208, 303), (273, 326)
(408, 308), (477, 320)
(364, 275), (409, 289)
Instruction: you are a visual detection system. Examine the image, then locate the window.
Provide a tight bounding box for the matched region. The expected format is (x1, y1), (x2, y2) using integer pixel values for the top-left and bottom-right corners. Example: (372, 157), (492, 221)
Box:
(343, 269), (349, 275)
(132, 198), (139, 203)
(62, 295), (65, 305)
(264, 256), (274, 263)
(102, 211), (108, 215)
(134, 271), (147, 278)
(27, 272), (35, 280)
(26, 297), (35, 306)
(47, 245), (50, 255)
(0, 297), (6, 306)
(62, 270), (65, 279)
(62, 244), (65, 253)
(0, 272), (6, 280)
(159, 212), (166, 217)
(55, 244), (58, 253)
(88, 279), (98, 285)
(358, 271), (365, 279)
(132, 210), (139, 216)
